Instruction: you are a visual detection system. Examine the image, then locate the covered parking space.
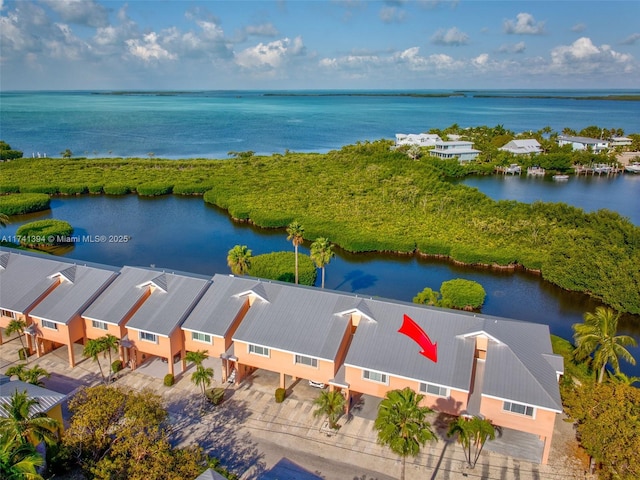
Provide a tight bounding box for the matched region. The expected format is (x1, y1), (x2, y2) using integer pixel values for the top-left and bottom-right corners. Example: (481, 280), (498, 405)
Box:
(484, 426), (545, 464)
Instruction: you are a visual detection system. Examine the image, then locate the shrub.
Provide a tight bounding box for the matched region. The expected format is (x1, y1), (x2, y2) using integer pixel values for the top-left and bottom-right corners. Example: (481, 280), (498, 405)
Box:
(248, 252), (317, 286)
(0, 193), (50, 215)
(88, 184), (103, 194)
(173, 184), (212, 195)
(275, 387), (286, 403)
(18, 348), (28, 361)
(111, 360), (123, 373)
(440, 279), (486, 310)
(58, 185), (88, 195)
(16, 219), (73, 246)
(163, 373), (174, 387)
(136, 183), (173, 196)
(20, 184), (59, 194)
(206, 387), (225, 406)
(0, 185), (20, 194)
(103, 184), (131, 195)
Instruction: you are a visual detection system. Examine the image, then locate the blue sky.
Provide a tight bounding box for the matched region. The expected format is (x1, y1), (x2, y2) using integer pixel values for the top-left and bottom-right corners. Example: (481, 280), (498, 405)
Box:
(1, 0), (639, 90)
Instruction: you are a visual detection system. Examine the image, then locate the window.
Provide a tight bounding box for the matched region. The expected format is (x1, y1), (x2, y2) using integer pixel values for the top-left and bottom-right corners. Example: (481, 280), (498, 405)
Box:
(1, 309), (16, 319)
(41, 319), (57, 330)
(503, 401), (534, 417)
(92, 320), (108, 330)
(363, 369), (388, 384)
(295, 354), (317, 368)
(420, 383), (448, 397)
(139, 331), (157, 343)
(248, 344), (269, 357)
(191, 332), (212, 344)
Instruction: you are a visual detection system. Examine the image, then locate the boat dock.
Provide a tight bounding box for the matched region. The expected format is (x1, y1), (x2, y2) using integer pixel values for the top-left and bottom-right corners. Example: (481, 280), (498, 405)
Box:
(574, 164), (622, 176)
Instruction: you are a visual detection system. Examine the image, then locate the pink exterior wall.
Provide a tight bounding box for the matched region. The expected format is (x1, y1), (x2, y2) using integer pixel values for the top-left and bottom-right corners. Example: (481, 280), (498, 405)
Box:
(28, 315), (85, 367)
(183, 332), (220, 358)
(344, 365), (468, 415)
(84, 319), (125, 341)
(127, 327), (184, 376)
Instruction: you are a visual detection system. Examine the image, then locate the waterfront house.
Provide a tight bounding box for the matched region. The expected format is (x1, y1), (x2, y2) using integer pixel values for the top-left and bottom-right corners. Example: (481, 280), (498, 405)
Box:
(0, 248), (118, 367)
(610, 136), (632, 147)
(429, 141), (480, 163)
(231, 279), (353, 389)
(499, 139), (542, 155)
(557, 135), (609, 154)
(395, 133), (442, 147)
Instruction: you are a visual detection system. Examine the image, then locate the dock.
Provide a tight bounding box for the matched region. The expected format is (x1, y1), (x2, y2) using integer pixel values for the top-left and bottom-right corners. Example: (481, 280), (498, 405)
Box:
(574, 164), (622, 176)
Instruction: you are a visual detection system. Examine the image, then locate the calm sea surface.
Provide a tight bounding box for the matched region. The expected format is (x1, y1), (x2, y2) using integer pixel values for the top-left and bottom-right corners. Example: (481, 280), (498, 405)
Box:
(1, 89), (639, 158)
(1, 90), (639, 375)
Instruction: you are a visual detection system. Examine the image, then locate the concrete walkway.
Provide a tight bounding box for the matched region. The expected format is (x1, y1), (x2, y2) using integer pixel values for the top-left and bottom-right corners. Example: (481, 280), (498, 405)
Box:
(0, 333), (594, 480)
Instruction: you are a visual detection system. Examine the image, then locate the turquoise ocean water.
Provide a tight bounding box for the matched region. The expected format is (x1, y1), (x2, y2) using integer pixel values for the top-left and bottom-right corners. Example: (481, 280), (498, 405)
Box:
(1, 90), (639, 159)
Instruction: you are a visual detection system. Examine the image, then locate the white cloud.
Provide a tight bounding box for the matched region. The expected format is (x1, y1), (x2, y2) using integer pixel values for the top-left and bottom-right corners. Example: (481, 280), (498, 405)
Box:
(431, 27), (469, 46)
(235, 36), (305, 69)
(572, 23), (586, 33)
(41, 0), (108, 28)
(504, 13), (545, 35)
(126, 32), (177, 62)
(621, 33), (640, 45)
(473, 53), (489, 66)
(498, 41), (526, 54)
(245, 23), (279, 37)
(550, 37), (634, 74)
(379, 6), (406, 23)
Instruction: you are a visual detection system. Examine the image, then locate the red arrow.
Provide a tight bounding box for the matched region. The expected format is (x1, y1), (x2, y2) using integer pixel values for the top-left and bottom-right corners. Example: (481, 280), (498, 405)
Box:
(398, 314), (438, 363)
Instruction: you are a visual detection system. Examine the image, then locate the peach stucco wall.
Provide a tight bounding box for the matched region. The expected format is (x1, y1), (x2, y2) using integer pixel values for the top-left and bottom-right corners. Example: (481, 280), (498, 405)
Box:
(235, 340), (335, 384)
(344, 365), (468, 415)
(480, 396), (556, 438)
(127, 327), (184, 375)
(183, 333), (220, 358)
(84, 319), (125, 341)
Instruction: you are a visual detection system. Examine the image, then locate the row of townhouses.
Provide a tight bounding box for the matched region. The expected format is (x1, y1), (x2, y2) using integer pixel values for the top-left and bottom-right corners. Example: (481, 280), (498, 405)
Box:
(0, 247), (563, 464)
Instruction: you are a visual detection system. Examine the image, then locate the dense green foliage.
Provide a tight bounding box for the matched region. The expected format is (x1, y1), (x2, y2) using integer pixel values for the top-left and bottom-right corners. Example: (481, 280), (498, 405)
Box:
(0, 193), (50, 215)
(1, 140), (639, 313)
(562, 382), (640, 480)
(550, 335), (595, 384)
(248, 251), (316, 286)
(414, 279), (486, 310)
(16, 219), (73, 246)
(275, 387), (286, 403)
(137, 183), (173, 196)
(163, 373), (174, 386)
(0, 141), (23, 160)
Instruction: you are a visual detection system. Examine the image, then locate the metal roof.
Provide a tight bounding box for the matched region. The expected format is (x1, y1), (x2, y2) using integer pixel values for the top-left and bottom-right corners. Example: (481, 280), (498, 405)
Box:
(82, 266), (162, 325)
(0, 375), (67, 416)
(124, 270), (210, 336)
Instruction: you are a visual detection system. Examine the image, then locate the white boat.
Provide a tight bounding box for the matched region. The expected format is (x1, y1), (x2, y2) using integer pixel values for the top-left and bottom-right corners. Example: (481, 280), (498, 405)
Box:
(625, 163), (640, 174)
(552, 174), (569, 181)
(527, 166), (545, 176)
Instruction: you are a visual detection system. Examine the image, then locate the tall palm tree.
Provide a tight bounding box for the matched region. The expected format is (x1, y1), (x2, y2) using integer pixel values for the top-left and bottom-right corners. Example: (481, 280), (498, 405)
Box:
(312, 390), (345, 429)
(191, 365), (214, 410)
(0, 436), (44, 480)
(286, 221), (304, 284)
(83, 338), (107, 384)
(5, 319), (28, 363)
(226, 245), (252, 276)
(310, 237), (335, 289)
(572, 307), (637, 383)
(100, 334), (119, 384)
(0, 390), (60, 448)
(374, 387), (437, 480)
(447, 416), (497, 469)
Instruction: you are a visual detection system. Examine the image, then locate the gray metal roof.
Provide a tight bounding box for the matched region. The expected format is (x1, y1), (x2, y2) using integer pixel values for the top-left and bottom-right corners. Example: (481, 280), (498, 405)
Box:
(82, 266), (161, 325)
(0, 375), (67, 416)
(124, 270), (210, 336)
(558, 135), (607, 145)
(28, 264), (117, 325)
(232, 279), (351, 361)
(195, 469), (227, 480)
(182, 274), (257, 337)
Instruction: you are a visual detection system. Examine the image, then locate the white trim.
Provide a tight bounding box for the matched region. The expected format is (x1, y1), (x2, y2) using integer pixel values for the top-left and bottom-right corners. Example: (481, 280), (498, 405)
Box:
(333, 307), (375, 322)
(481, 393), (562, 414)
(344, 363), (469, 394)
(248, 343), (270, 357)
(460, 330), (503, 344)
(294, 354), (318, 368)
(420, 382), (450, 398)
(502, 400), (536, 419)
(82, 315), (118, 326)
(191, 331), (213, 344)
(41, 319), (58, 330)
(233, 290), (269, 303)
(232, 338), (332, 363)
(91, 319), (108, 330)
(181, 327), (224, 339)
(127, 327), (169, 339)
(0, 309), (18, 318)
(135, 280), (167, 293)
(139, 331), (158, 344)
(362, 368), (389, 385)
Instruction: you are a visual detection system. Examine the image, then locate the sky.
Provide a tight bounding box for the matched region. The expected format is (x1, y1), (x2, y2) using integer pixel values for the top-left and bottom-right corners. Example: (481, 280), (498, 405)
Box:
(1, 0), (639, 90)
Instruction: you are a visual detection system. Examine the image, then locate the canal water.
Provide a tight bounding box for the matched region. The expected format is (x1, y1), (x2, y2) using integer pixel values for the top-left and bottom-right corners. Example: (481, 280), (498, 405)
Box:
(3, 177), (639, 376)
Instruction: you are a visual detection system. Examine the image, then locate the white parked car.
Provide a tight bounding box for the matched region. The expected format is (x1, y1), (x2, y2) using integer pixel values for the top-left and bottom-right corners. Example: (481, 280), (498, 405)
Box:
(308, 380), (326, 388)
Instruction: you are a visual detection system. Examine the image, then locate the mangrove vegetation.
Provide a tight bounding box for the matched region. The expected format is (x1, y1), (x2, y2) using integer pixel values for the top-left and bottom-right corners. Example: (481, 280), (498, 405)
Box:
(0, 140), (639, 314)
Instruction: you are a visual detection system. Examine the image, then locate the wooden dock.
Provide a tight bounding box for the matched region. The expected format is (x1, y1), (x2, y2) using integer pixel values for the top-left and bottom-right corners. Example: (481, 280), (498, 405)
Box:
(574, 164), (622, 176)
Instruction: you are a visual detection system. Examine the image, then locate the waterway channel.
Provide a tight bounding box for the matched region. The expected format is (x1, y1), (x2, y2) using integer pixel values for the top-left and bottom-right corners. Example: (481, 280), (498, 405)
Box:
(3, 175), (640, 376)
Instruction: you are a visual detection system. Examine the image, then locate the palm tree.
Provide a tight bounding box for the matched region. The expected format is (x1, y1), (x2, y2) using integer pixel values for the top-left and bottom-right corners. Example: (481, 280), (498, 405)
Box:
(612, 372), (640, 386)
(373, 387), (437, 480)
(447, 416), (497, 469)
(226, 245), (252, 275)
(0, 390), (60, 448)
(100, 334), (119, 384)
(310, 237), (335, 289)
(312, 390), (345, 429)
(0, 212), (10, 228)
(286, 221), (304, 284)
(185, 350), (208, 367)
(5, 319), (28, 363)
(572, 307), (637, 383)
(191, 365), (214, 410)
(83, 338), (107, 384)
(4, 365), (50, 387)
(0, 436), (44, 480)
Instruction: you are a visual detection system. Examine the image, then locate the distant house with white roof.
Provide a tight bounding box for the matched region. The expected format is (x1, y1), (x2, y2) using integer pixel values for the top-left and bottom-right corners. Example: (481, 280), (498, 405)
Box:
(395, 133), (442, 147)
(499, 139), (542, 155)
(430, 141), (480, 163)
(610, 136), (632, 147)
(557, 135), (609, 154)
